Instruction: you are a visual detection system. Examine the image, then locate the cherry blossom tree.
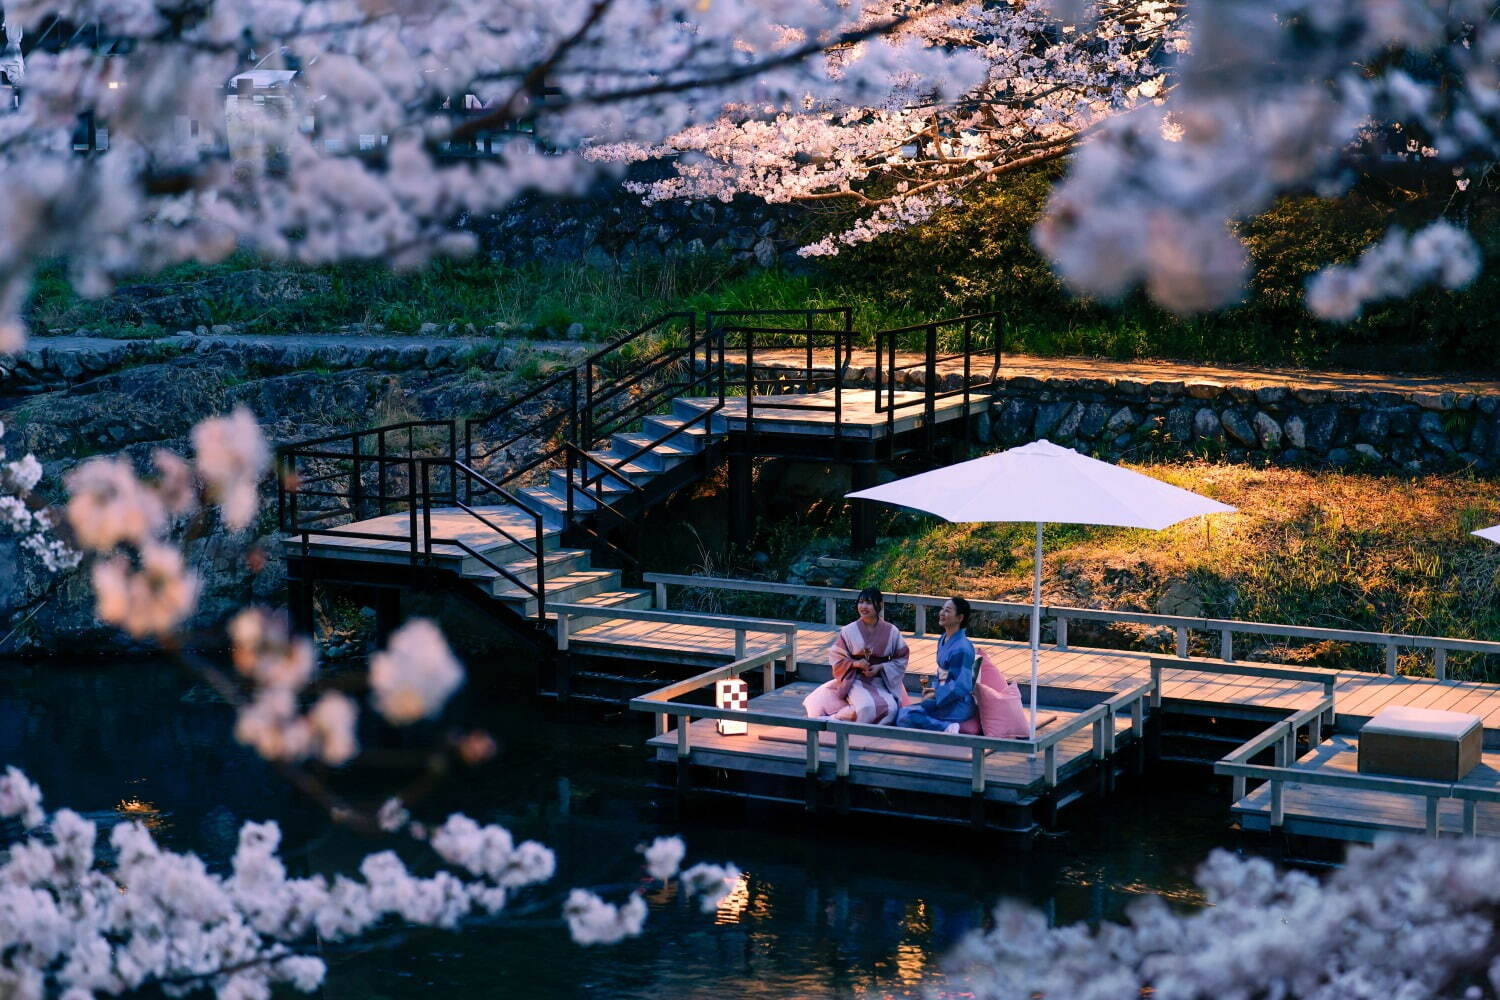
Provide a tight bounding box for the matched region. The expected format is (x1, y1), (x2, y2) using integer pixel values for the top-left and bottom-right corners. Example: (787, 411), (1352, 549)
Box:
(0, 0), (983, 354)
(611, 0), (1494, 318)
(949, 836), (1500, 1000)
(595, 0), (1184, 257)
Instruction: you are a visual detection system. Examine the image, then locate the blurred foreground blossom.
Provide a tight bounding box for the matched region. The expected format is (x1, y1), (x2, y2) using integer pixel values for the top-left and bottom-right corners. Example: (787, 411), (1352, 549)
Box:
(369, 618), (465, 724)
(192, 407), (270, 532)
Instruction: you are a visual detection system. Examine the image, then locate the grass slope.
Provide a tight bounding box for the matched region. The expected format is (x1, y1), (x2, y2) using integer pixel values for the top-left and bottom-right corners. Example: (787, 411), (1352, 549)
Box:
(858, 464), (1500, 679)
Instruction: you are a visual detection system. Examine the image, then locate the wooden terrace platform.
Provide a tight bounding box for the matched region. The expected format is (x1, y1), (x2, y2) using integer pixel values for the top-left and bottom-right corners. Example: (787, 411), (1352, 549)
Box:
(646, 682), (1136, 807)
(676, 389), (990, 440)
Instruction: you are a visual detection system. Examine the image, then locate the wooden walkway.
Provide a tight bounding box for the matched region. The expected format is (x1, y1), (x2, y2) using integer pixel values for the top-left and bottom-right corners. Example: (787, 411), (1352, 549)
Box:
(567, 616), (1500, 742)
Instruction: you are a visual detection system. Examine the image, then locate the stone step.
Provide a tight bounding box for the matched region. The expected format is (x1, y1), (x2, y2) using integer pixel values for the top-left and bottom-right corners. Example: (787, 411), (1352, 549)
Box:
(542, 588), (654, 620)
(494, 568), (623, 618)
(548, 468), (643, 499)
(641, 415), (715, 447)
(609, 432), (699, 470)
(459, 548), (593, 593)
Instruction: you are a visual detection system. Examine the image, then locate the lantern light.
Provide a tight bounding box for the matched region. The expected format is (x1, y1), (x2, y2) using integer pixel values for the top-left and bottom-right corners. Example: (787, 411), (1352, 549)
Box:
(716, 678), (749, 736)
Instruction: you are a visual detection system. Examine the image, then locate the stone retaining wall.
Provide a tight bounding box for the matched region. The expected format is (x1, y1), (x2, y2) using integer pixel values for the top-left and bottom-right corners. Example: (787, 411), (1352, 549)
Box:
(734, 361), (1500, 473)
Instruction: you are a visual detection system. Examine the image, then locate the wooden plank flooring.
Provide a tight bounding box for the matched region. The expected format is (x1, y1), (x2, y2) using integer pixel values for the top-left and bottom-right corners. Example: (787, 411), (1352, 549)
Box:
(280, 506), (555, 560)
(676, 390), (987, 440)
(1234, 736), (1500, 840)
(646, 682), (1131, 800)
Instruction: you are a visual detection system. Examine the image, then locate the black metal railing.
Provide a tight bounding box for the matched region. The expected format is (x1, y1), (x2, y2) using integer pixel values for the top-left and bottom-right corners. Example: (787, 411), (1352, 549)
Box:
(276, 420), (550, 614)
(873, 312), (1004, 451)
(716, 307), (855, 457)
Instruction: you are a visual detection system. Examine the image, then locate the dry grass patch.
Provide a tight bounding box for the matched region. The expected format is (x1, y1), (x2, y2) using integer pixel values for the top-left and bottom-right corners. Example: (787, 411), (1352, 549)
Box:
(860, 463), (1500, 679)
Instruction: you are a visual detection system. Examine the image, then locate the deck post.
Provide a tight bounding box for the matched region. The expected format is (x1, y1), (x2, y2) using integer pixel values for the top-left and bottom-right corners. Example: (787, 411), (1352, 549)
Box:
(728, 451), (753, 548)
(1435, 646), (1448, 682)
(1310, 712), (1322, 746)
(1425, 796), (1440, 837)
(824, 597), (837, 626)
(1270, 781), (1284, 827)
(1220, 628), (1234, 662)
(850, 461), (878, 552)
(1464, 799), (1477, 837)
(835, 731), (851, 815)
(1092, 718), (1105, 760)
(556, 613), (569, 651)
(787, 632), (799, 675)
(734, 629), (747, 659)
(1150, 662), (1162, 710)
(1044, 745), (1057, 786)
(1131, 698), (1144, 738)
(914, 605), (926, 637)
(656, 713), (668, 737)
(763, 659), (776, 695)
(677, 717), (691, 760)
(1055, 616), (1069, 650)
(1232, 774), (1246, 802)
(655, 582), (667, 609)
(805, 729), (821, 812)
(1175, 626), (1189, 658)
(1385, 642), (1398, 676)
(971, 749), (985, 794)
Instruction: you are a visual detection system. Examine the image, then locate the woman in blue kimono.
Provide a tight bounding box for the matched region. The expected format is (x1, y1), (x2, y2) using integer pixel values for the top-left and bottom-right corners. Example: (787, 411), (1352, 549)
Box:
(897, 596), (977, 733)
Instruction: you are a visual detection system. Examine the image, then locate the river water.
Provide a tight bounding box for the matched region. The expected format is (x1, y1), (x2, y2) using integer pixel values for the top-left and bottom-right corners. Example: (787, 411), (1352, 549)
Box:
(0, 655), (1246, 999)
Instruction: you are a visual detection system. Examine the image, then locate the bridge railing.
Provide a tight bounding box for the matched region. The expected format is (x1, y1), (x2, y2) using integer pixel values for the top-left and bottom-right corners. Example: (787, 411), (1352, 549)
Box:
(644, 573), (1500, 681)
(277, 419), (456, 533)
(873, 311), (1004, 451)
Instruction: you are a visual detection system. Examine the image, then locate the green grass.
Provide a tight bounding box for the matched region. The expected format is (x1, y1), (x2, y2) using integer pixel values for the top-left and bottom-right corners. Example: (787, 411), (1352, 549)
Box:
(852, 463), (1500, 679)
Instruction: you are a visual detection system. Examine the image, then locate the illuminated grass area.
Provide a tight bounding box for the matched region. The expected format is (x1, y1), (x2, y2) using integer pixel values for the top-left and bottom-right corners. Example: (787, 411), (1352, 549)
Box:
(858, 464), (1500, 679)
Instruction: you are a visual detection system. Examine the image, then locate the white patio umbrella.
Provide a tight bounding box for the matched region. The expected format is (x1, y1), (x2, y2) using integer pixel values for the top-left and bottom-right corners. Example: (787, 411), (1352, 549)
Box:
(847, 439), (1237, 736)
(1473, 525), (1500, 544)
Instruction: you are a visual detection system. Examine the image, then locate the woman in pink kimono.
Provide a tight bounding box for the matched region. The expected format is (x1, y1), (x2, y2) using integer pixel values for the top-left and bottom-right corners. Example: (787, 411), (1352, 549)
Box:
(803, 587), (910, 724)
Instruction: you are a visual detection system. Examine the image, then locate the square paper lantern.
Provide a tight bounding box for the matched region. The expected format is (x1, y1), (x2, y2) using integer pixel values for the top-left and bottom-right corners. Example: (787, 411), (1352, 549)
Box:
(716, 678), (749, 735)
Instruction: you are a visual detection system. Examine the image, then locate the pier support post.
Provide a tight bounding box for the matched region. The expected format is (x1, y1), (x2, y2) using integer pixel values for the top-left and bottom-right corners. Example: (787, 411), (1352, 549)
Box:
(729, 451), (754, 548)
(373, 587), (401, 646)
(288, 574), (315, 637)
(850, 462), (878, 552)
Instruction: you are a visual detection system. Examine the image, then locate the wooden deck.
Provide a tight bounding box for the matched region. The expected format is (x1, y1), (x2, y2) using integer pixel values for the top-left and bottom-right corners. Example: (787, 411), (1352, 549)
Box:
(676, 389), (989, 440)
(569, 615), (1500, 743)
(1233, 736), (1500, 841)
(646, 683), (1134, 804)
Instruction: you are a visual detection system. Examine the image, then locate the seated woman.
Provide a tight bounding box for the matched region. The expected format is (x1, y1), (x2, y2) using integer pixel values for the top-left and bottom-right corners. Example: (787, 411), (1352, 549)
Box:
(802, 587), (910, 724)
(896, 596), (976, 733)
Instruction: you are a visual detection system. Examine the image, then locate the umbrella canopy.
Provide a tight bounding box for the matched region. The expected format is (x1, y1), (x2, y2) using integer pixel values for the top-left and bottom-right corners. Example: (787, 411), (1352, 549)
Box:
(1474, 525), (1500, 545)
(847, 439), (1236, 736)
(847, 438), (1236, 528)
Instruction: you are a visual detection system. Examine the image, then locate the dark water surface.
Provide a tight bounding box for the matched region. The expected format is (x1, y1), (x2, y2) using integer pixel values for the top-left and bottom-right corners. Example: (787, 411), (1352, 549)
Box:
(0, 655), (1243, 999)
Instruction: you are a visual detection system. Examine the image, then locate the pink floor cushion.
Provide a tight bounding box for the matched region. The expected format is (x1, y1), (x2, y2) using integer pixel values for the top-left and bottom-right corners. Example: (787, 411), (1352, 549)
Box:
(975, 649), (1031, 738)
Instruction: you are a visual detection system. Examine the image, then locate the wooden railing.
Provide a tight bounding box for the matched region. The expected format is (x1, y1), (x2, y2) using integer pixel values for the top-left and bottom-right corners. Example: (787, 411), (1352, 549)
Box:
(548, 604), (801, 692)
(644, 573), (1500, 681)
(625, 640), (1156, 791)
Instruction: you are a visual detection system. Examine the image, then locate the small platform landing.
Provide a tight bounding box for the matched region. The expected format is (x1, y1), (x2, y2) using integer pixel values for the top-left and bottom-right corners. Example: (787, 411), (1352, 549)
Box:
(1233, 735), (1500, 841)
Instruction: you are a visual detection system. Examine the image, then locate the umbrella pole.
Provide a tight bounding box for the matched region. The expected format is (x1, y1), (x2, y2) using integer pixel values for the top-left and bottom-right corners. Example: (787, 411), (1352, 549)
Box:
(1030, 521), (1042, 740)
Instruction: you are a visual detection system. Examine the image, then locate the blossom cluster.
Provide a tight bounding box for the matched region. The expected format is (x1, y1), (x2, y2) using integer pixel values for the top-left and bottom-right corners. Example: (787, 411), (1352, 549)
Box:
(0, 0), (981, 355)
(0, 420), (80, 574)
(947, 836), (1500, 1000)
(61, 407), (269, 638)
(1035, 0), (1498, 317)
(597, 0), (1181, 255)
(0, 769), (727, 997)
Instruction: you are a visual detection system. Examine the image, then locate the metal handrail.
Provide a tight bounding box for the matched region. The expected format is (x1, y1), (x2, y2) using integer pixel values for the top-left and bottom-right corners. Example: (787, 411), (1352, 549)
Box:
(418, 457), (548, 612)
(873, 312), (1003, 450)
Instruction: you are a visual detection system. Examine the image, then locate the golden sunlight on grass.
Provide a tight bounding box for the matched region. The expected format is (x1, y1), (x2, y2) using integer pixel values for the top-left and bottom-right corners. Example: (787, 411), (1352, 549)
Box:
(861, 463), (1500, 679)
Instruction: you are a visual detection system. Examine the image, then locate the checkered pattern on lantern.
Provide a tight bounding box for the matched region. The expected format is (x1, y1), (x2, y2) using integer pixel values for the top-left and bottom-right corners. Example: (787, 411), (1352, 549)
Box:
(716, 679), (749, 711)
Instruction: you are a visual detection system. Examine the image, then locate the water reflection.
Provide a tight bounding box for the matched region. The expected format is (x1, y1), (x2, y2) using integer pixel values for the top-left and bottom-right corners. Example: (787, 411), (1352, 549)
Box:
(1, 655), (1233, 999)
